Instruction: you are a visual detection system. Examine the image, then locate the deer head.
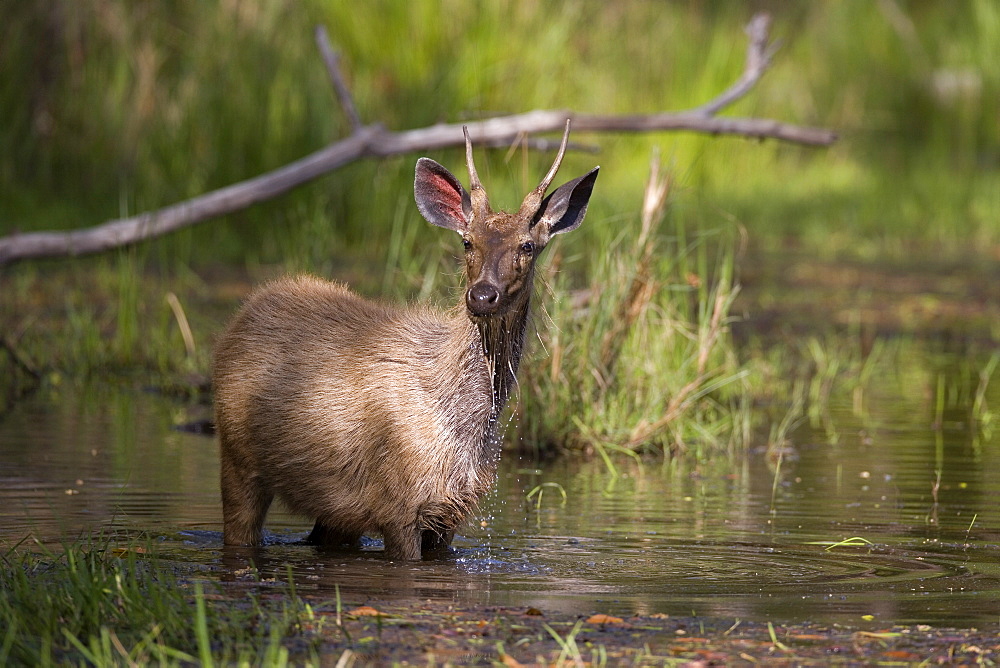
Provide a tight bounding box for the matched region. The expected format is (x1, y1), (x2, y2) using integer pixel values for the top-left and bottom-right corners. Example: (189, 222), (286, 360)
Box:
(414, 120), (599, 319)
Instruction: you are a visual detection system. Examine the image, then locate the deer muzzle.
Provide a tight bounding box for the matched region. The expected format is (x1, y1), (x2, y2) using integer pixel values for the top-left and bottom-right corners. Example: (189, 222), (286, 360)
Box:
(466, 283), (501, 317)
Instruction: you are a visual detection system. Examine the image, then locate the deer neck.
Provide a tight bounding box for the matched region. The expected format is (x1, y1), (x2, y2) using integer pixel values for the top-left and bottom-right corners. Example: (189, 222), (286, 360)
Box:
(474, 293), (531, 414)
(433, 290), (530, 478)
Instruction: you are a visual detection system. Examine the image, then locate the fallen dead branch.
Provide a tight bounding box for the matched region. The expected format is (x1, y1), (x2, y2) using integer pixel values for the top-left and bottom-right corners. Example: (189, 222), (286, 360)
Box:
(0, 13), (835, 267)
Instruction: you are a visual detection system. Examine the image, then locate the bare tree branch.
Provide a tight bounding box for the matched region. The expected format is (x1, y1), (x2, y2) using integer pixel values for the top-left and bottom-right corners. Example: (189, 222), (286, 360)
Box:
(315, 25), (363, 133)
(0, 13), (836, 267)
(693, 13), (777, 116)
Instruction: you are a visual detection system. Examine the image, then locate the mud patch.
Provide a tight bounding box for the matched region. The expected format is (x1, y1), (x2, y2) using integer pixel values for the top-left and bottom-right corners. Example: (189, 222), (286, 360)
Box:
(282, 596), (1000, 666)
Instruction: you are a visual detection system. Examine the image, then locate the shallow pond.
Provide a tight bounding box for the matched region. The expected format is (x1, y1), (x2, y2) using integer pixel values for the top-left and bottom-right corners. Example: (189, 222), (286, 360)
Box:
(2, 357), (999, 628)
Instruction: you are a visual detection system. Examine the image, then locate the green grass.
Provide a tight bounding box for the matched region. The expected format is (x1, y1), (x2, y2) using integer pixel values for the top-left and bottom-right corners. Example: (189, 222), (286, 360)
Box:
(517, 154), (750, 459)
(0, 537), (327, 665)
(3, 2), (997, 256)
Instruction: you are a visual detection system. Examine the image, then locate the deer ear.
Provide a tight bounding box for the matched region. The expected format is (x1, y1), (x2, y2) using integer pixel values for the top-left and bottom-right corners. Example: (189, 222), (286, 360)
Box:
(532, 167), (599, 239)
(415, 158), (472, 232)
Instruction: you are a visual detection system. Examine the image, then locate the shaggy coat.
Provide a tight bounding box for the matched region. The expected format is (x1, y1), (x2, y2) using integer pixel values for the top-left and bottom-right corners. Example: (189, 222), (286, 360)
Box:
(213, 123), (597, 559)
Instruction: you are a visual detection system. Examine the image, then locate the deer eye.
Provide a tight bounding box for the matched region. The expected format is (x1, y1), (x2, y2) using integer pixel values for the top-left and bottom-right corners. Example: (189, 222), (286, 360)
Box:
(462, 238), (472, 252)
(520, 241), (534, 255)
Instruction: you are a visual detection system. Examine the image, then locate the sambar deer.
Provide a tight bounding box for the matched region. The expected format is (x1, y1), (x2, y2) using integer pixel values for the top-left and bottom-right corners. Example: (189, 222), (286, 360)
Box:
(213, 120), (598, 559)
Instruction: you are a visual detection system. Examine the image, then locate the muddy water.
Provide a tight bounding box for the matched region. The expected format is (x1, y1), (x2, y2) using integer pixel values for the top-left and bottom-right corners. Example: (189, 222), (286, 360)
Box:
(2, 361), (999, 627)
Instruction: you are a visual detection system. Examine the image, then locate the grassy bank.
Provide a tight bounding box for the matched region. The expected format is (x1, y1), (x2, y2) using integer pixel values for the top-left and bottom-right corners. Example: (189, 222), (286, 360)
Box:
(0, 538), (316, 665)
(1, 2), (999, 456)
(4, 540), (1000, 666)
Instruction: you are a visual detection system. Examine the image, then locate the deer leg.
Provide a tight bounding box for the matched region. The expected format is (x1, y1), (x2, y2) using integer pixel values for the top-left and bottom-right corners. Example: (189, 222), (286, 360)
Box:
(382, 524), (422, 561)
(421, 529), (455, 554)
(220, 452), (272, 546)
(222, 487), (272, 545)
(306, 522), (361, 548)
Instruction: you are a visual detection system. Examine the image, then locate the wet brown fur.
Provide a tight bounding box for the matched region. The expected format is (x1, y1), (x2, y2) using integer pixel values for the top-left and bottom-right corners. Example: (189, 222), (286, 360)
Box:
(214, 279), (503, 558)
(213, 123), (597, 559)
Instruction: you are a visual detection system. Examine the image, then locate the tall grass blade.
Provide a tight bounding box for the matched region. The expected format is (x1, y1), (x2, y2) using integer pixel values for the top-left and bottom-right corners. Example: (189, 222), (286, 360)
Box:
(194, 583), (214, 668)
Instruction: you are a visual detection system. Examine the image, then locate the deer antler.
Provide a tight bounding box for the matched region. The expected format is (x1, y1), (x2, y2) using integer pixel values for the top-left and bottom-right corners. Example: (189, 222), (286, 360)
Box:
(463, 125), (491, 218)
(518, 119), (572, 218)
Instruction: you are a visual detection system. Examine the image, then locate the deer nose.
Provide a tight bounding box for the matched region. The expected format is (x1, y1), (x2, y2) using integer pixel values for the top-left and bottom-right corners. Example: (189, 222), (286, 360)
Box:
(466, 283), (500, 316)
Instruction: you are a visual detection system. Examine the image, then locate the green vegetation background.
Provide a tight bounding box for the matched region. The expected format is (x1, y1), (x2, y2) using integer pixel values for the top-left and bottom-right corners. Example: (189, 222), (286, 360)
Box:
(2, 5), (1000, 662)
(1, 1), (998, 456)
